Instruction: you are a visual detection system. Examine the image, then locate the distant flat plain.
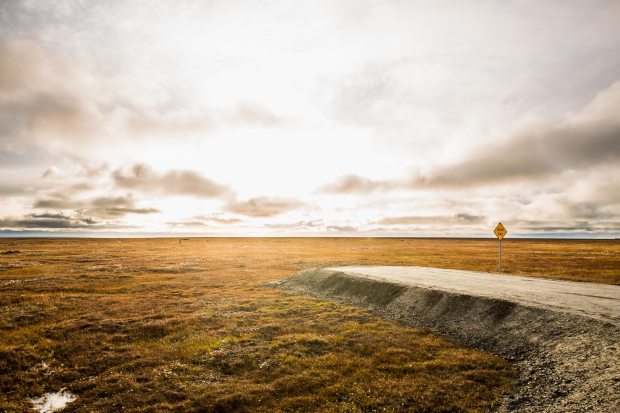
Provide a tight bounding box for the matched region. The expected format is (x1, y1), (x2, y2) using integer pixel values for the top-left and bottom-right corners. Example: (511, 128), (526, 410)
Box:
(1, 237), (618, 411)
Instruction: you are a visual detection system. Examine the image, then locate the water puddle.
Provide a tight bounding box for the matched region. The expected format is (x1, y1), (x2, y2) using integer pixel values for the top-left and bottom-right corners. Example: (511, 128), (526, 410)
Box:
(30, 389), (77, 412)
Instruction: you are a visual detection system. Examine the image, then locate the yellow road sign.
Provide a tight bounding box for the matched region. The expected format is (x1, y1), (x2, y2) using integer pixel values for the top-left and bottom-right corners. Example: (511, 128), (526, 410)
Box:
(494, 222), (507, 240)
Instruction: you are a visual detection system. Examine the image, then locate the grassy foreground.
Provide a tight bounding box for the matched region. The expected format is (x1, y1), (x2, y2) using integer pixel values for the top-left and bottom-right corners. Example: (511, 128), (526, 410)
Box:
(1, 238), (617, 412)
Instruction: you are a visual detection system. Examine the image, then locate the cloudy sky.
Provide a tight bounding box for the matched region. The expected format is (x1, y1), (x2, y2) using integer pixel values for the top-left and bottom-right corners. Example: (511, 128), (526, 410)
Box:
(1, 0), (619, 237)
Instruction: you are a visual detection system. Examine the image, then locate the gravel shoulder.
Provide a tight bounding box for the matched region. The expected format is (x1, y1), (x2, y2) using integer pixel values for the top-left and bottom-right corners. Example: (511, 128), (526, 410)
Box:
(274, 267), (620, 412)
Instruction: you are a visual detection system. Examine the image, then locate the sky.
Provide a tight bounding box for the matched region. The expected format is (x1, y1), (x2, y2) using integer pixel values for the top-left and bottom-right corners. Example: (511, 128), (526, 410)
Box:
(1, 0), (619, 238)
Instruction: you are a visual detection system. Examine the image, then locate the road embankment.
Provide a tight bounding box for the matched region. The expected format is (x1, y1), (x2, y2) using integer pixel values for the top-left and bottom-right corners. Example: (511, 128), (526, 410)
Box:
(273, 267), (620, 412)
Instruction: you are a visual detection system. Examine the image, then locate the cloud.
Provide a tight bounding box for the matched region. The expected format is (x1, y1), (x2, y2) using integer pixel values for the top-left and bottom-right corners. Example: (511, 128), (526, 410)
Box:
(112, 164), (233, 198)
(226, 197), (304, 217)
(28, 212), (73, 220)
(0, 39), (289, 156)
(66, 182), (95, 193)
(375, 214), (485, 226)
(320, 80), (620, 196)
(0, 39), (217, 152)
(0, 39), (55, 93)
(41, 167), (60, 178)
(122, 108), (213, 137)
(166, 221), (209, 228)
(318, 174), (395, 194)
(415, 122), (620, 187)
(412, 81), (620, 187)
(194, 215), (243, 224)
(33, 198), (81, 209)
(509, 219), (620, 233)
(588, 176), (620, 205)
(166, 214), (244, 228)
(0, 218), (92, 229)
(264, 220), (323, 230)
(87, 195), (161, 218)
(91, 207), (160, 218)
(0, 183), (27, 196)
(0, 211), (114, 230)
(0, 40), (102, 145)
(562, 202), (614, 220)
(326, 225), (358, 232)
(31, 164), (105, 200)
(225, 103), (287, 127)
(32, 194), (160, 219)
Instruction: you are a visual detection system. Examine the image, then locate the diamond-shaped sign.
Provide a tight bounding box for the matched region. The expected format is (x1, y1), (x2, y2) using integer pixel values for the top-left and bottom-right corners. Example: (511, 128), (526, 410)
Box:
(494, 222), (507, 240)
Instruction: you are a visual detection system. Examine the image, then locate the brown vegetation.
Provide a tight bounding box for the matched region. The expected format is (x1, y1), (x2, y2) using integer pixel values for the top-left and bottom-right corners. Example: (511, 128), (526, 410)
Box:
(1, 237), (617, 411)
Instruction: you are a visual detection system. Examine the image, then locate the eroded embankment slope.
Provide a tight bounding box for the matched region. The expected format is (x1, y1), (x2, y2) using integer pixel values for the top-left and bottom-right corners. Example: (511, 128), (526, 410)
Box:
(273, 268), (620, 413)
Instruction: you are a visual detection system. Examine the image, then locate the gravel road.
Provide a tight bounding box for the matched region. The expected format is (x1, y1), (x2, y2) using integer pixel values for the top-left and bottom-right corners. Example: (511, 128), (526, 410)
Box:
(326, 266), (620, 326)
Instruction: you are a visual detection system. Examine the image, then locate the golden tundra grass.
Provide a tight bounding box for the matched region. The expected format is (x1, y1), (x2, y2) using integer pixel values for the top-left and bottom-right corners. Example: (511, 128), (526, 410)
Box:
(0, 238), (618, 412)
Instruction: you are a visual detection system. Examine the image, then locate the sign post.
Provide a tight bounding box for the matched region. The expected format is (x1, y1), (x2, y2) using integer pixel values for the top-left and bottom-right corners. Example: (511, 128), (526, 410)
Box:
(493, 222), (507, 273)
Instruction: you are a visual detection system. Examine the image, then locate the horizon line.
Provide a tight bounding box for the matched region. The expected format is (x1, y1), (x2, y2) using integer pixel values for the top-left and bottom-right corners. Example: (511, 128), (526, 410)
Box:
(1, 233), (618, 241)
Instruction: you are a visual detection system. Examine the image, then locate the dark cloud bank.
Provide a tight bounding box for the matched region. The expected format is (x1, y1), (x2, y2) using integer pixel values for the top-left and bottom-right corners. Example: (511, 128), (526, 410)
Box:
(0, 212), (131, 230)
(416, 120), (620, 188)
(1, 193), (156, 230)
(323, 81), (620, 192)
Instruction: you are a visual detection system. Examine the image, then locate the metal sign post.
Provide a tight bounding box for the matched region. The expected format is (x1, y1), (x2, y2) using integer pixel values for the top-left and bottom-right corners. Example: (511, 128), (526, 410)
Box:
(493, 222), (507, 273)
(499, 238), (502, 273)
